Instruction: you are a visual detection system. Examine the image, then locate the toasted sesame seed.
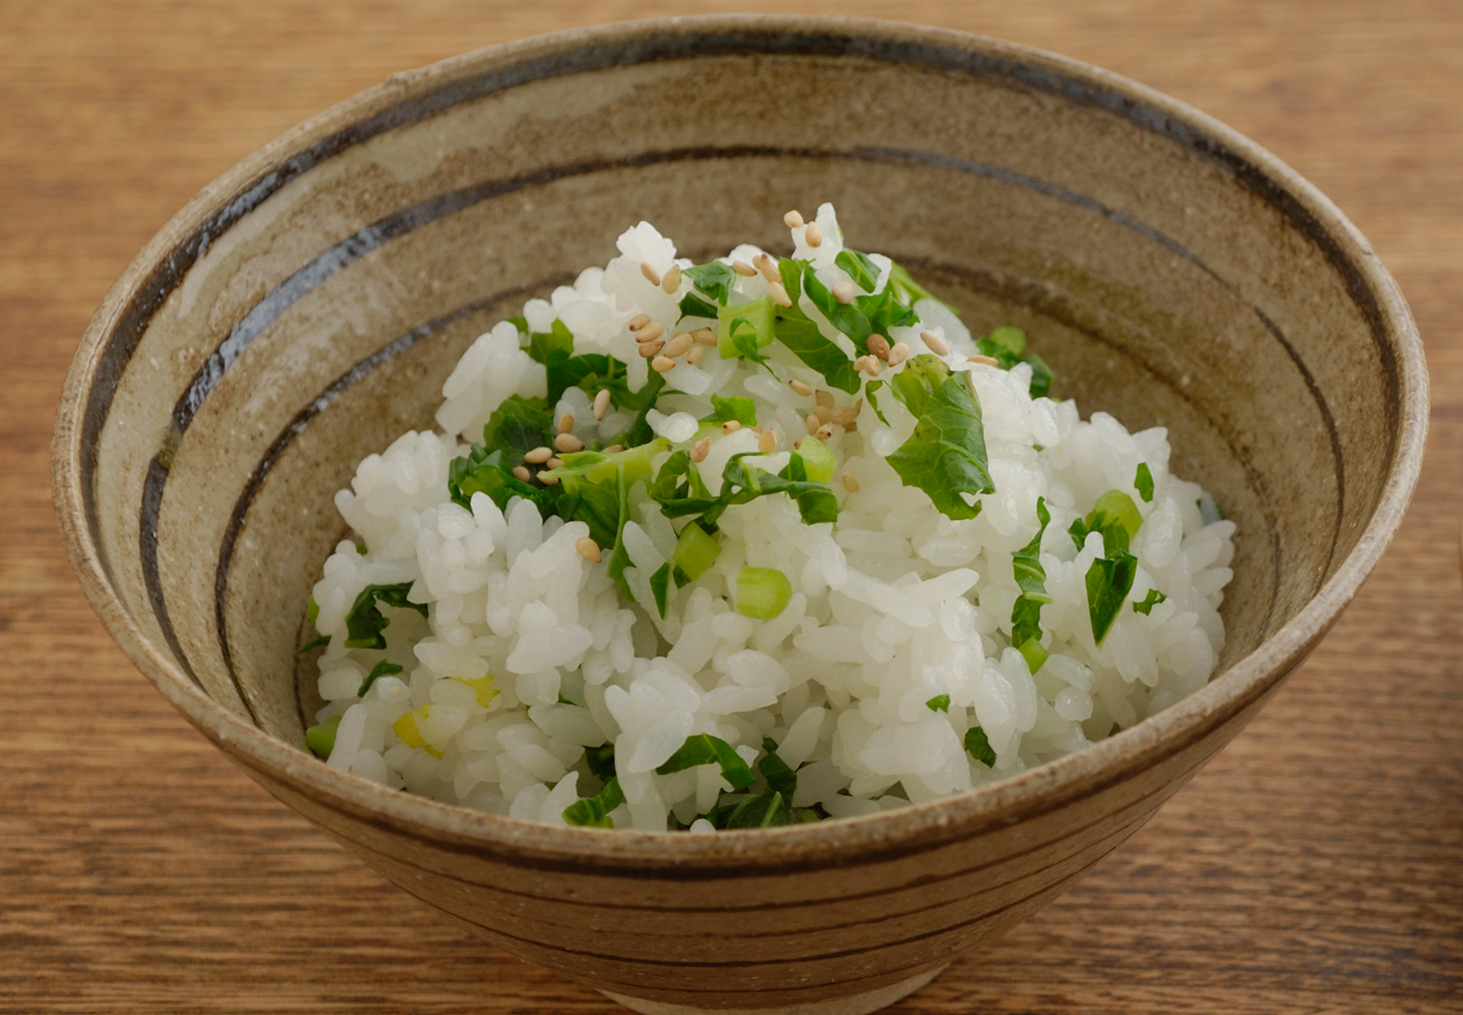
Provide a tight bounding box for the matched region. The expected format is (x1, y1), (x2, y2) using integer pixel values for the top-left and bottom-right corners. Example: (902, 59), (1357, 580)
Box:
(512, 465), (532, 483)
(887, 342), (910, 367)
(861, 357), (883, 377)
(554, 432), (585, 453)
(815, 423), (835, 441)
(793, 438), (803, 449)
(789, 379), (813, 396)
(844, 420), (858, 433)
(758, 428), (778, 453)
(754, 253), (780, 283)
(629, 313), (651, 331)
(635, 321), (665, 343)
(576, 536), (602, 563)
(968, 354), (1000, 366)
(557, 412), (575, 435)
(661, 264), (681, 293)
(640, 261), (662, 286)
(665, 332), (693, 358)
(593, 389), (612, 420)
(523, 446), (553, 464)
(814, 389), (834, 409)
(784, 209), (805, 228)
(652, 355), (676, 373)
(921, 330), (950, 356)
(831, 406), (858, 426)
(815, 406), (833, 424)
(690, 437), (711, 463)
(721, 420), (741, 435)
(692, 328), (718, 346)
(638, 339), (665, 358)
(549, 458), (565, 471)
(732, 259), (757, 277)
(686, 344), (704, 364)
(768, 281), (792, 308)
(841, 471), (859, 492)
(604, 444), (624, 454)
(539, 472), (560, 486)
(805, 222), (823, 247)
(806, 413), (821, 435)
(867, 334), (891, 360)
(832, 282), (856, 304)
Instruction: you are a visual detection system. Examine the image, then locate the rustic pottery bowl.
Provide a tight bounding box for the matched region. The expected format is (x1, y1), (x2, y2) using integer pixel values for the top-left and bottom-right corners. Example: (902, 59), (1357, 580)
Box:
(54, 16), (1426, 1015)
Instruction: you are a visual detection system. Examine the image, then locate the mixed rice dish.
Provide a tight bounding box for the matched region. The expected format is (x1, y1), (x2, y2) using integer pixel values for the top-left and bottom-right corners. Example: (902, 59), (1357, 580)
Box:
(301, 204), (1236, 831)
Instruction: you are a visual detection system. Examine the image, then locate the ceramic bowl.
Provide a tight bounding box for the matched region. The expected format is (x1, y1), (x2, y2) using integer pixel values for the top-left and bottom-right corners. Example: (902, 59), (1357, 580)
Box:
(53, 16), (1426, 1015)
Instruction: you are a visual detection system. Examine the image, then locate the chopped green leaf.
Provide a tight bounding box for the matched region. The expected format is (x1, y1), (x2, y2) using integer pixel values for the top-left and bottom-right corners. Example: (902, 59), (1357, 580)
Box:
(1010, 497), (1053, 674)
(545, 350), (628, 408)
(834, 249), (880, 292)
(357, 659), (403, 697)
(758, 737), (798, 798)
(926, 694), (951, 713)
(719, 297), (776, 368)
(1086, 550), (1138, 645)
(526, 318), (575, 365)
(563, 775), (624, 828)
(616, 370), (666, 449)
(722, 790), (795, 828)
(683, 261), (738, 306)
(771, 259), (862, 395)
(887, 260), (955, 312)
(885, 354), (994, 521)
(678, 292), (720, 321)
(975, 326), (1055, 398)
(481, 394), (555, 466)
(506, 315), (528, 333)
(305, 715), (342, 759)
(736, 567), (792, 619)
(307, 595), (319, 626)
(656, 733), (757, 790)
(1070, 490), (1143, 556)
(964, 726), (997, 767)
(584, 743), (616, 780)
(297, 634), (330, 655)
(649, 562), (673, 619)
(1198, 491), (1224, 525)
(864, 379), (891, 425)
(801, 263), (872, 348)
(343, 582), (428, 650)
(1134, 589), (1167, 615)
(673, 521), (721, 583)
(653, 452), (838, 531)
(540, 439), (668, 549)
(1135, 463), (1155, 502)
(699, 395), (757, 428)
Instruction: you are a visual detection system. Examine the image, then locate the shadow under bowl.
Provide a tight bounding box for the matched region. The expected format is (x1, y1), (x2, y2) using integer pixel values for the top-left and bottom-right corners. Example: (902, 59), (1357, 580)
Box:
(53, 16), (1426, 1015)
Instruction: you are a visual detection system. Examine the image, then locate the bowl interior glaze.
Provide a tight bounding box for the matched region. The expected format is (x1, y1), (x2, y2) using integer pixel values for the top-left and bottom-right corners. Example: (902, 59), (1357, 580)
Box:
(54, 17), (1425, 1014)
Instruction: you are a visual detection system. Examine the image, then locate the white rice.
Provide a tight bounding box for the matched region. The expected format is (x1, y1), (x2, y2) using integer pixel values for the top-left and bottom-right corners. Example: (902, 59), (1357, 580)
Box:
(305, 203), (1235, 830)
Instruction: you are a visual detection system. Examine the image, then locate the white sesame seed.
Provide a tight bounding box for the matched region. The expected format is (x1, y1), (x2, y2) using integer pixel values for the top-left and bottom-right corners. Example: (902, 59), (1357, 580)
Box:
(805, 222), (823, 247)
(814, 389), (834, 409)
(604, 445), (624, 454)
(629, 313), (651, 331)
(815, 423), (835, 441)
(638, 339), (665, 358)
(887, 342), (910, 367)
(692, 328), (718, 346)
(789, 379), (813, 396)
(722, 420), (741, 435)
(523, 446), (553, 464)
(755, 253), (780, 283)
(921, 330), (950, 356)
(758, 429), (778, 454)
(640, 261), (662, 286)
(686, 344), (704, 364)
(690, 437), (711, 463)
(547, 457), (563, 470)
(554, 432), (585, 453)
(538, 472), (559, 486)
(661, 264), (681, 293)
(652, 355), (676, 373)
(593, 389), (612, 420)
(557, 412), (574, 435)
(665, 332), (693, 358)
(576, 536), (602, 563)
(768, 281), (792, 308)
(832, 282), (855, 304)
(732, 259), (757, 277)
(867, 334), (891, 360)
(841, 471), (859, 492)
(512, 465), (532, 483)
(635, 321), (664, 343)
(783, 209), (804, 228)
(968, 354), (1000, 366)
(805, 414), (821, 435)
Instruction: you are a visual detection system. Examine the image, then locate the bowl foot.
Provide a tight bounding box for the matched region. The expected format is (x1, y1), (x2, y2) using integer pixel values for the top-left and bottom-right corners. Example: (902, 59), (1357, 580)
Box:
(599, 965), (948, 1015)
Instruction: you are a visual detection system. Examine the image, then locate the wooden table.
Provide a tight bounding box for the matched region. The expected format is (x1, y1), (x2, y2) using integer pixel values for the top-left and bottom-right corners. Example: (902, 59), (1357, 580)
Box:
(4, 2), (1460, 1012)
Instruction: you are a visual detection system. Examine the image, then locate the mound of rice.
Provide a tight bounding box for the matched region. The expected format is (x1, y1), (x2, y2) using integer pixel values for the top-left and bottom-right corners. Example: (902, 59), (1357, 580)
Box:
(303, 204), (1235, 831)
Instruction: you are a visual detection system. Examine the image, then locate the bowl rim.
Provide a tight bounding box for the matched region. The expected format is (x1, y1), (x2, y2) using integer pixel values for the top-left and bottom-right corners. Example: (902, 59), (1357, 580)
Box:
(52, 13), (1428, 871)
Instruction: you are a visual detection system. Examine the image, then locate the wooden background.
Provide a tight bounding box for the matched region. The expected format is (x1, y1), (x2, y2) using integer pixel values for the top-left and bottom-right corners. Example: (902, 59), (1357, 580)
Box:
(3, 2), (1460, 1012)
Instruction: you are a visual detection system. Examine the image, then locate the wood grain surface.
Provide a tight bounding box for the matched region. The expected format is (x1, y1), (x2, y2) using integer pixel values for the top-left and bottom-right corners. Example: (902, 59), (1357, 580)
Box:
(3, 2), (1460, 1013)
